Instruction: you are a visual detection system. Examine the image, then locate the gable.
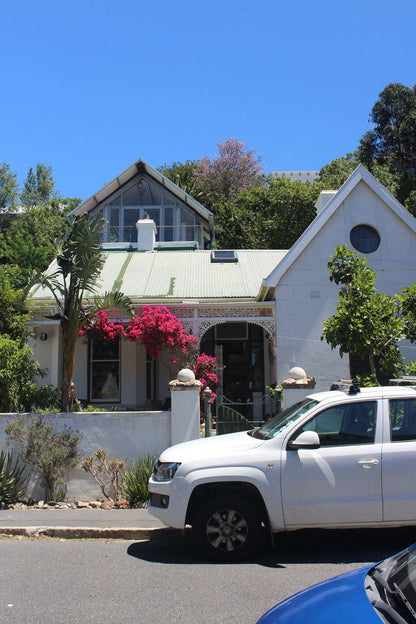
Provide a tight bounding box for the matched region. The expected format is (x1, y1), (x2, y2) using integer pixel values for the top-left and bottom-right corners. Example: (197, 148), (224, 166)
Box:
(70, 158), (214, 249)
(263, 165), (416, 290)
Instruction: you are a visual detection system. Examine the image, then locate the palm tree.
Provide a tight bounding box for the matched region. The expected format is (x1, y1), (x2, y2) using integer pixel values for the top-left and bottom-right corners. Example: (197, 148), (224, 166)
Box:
(33, 213), (133, 411)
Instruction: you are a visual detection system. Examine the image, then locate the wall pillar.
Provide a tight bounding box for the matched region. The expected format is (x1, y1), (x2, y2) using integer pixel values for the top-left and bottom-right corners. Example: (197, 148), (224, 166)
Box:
(169, 369), (201, 445)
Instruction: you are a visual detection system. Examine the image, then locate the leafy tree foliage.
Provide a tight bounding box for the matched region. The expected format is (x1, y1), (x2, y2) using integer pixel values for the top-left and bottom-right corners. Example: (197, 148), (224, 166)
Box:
(357, 83), (416, 205)
(0, 163), (19, 213)
(194, 138), (264, 210)
(0, 268), (30, 341)
(318, 154), (360, 189)
(215, 178), (320, 249)
(0, 336), (47, 412)
(322, 245), (403, 380)
(36, 213), (133, 411)
(0, 205), (69, 282)
(20, 164), (57, 209)
(158, 160), (203, 200)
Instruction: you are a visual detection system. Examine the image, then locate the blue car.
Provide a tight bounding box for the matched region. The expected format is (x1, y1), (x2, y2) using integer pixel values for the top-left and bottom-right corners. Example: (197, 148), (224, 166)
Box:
(257, 543), (416, 623)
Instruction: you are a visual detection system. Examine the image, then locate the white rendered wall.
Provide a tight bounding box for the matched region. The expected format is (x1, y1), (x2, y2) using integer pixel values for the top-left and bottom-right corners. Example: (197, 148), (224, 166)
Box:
(275, 180), (416, 393)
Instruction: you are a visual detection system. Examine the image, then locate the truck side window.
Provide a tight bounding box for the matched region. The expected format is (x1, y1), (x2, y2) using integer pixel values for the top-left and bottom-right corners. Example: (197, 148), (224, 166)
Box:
(390, 399), (416, 441)
(293, 401), (377, 446)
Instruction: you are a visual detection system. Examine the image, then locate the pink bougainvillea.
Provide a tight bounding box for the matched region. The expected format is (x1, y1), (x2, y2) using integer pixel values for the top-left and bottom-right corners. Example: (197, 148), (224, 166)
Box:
(80, 306), (219, 397)
(125, 306), (198, 361)
(193, 353), (219, 403)
(79, 310), (125, 342)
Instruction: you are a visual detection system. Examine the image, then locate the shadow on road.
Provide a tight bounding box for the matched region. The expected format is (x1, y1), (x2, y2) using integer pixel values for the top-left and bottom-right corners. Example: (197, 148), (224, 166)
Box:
(127, 526), (416, 567)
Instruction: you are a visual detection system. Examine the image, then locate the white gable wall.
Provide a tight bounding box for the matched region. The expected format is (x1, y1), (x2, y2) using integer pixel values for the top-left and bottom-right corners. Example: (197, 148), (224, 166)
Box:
(275, 179), (416, 393)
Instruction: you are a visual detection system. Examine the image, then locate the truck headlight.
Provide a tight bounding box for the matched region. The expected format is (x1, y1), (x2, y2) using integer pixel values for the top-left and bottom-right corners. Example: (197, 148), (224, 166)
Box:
(153, 461), (181, 482)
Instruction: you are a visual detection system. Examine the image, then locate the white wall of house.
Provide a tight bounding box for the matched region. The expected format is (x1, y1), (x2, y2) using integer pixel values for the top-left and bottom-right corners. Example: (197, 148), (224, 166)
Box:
(0, 370), (201, 501)
(275, 179), (416, 393)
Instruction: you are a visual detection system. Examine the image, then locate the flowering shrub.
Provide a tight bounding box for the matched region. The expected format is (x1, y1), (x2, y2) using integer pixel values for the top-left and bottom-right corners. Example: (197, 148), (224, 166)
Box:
(125, 306), (198, 362)
(79, 306), (219, 396)
(193, 353), (219, 403)
(79, 310), (125, 342)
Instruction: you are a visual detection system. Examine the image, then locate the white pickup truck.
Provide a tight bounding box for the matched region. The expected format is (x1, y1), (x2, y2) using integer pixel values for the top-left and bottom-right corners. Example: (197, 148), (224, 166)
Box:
(148, 385), (416, 560)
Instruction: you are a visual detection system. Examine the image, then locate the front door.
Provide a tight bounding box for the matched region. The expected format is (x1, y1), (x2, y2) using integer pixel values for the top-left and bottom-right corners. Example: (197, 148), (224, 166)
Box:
(281, 400), (382, 527)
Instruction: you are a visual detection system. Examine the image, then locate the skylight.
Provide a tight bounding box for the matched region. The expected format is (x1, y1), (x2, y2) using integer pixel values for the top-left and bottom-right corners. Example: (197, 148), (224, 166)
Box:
(210, 250), (238, 263)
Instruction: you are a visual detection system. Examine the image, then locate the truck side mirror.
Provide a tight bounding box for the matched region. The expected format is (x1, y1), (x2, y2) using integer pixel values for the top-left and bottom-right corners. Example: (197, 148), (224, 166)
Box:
(288, 430), (320, 450)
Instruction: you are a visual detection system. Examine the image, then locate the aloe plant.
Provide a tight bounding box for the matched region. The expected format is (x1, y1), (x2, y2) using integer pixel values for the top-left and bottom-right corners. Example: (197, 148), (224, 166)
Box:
(0, 449), (26, 507)
(123, 454), (155, 507)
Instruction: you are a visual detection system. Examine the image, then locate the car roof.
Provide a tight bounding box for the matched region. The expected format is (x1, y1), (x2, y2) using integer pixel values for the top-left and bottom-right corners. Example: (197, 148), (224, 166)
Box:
(308, 386), (416, 404)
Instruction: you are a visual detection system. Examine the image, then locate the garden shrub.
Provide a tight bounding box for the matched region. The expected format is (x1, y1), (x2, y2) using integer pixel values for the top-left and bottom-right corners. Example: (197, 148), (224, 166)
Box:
(5, 414), (81, 501)
(0, 449), (26, 507)
(123, 454), (154, 507)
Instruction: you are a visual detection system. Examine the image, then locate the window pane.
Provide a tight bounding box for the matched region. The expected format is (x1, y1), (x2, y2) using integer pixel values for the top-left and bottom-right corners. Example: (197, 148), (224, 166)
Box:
(123, 184), (141, 205)
(92, 338), (119, 360)
(123, 209), (140, 242)
(390, 399), (416, 441)
(297, 401), (376, 446)
(91, 362), (120, 400)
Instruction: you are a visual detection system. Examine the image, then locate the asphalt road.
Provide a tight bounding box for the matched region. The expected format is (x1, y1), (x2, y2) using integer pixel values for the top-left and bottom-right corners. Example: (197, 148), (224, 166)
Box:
(1, 526), (416, 624)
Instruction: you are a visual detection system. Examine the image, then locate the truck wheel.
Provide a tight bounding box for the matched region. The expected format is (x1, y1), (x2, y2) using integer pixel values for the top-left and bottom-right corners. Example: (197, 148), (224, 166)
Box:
(191, 495), (261, 561)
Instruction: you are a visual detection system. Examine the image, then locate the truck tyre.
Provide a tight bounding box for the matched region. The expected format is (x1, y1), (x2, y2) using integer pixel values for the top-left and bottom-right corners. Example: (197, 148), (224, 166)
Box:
(191, 494), (261, 561)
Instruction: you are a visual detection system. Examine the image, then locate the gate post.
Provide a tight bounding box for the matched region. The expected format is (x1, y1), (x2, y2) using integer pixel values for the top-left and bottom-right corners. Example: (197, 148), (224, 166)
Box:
(169, 368), (202, 445)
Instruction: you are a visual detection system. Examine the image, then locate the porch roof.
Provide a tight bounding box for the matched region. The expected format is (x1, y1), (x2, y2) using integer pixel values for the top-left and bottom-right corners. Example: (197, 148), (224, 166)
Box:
(30, 249), (287, 303)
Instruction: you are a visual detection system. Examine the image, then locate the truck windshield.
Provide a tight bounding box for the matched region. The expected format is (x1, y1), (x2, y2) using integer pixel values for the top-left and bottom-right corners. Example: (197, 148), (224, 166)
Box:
(252, 398), (319, 439)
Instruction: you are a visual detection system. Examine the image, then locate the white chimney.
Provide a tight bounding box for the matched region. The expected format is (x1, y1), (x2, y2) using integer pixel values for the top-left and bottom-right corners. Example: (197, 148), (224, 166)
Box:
(136, 218), (157, 251)
(315, 190), (337, 214)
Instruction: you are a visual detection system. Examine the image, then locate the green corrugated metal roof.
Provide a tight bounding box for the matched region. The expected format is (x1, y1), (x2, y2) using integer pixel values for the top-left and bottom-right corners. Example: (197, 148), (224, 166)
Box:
(30, 249), (288, 303)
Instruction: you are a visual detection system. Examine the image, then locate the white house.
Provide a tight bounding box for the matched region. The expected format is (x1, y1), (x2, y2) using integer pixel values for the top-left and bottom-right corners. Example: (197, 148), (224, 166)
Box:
(29, 161), (416, 418)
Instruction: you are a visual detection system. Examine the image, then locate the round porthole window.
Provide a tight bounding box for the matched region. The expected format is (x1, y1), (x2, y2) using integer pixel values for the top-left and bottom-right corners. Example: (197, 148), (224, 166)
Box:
(350, 224), (380, 253)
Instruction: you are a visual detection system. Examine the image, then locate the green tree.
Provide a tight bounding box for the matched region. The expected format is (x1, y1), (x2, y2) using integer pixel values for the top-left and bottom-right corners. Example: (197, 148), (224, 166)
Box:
(357, 83), (416, 204)
(322, 245), (403, 381)
(0, 336), (46, 412)
(0, 163), (19, 213)
(35, 214), (133, 411)
(158, 160), (203, 200)
(215, 177), (320, 249)
(318, 153), (360, 189)
(0, 205), (69, 282)
(20, 164), (57, 209)
(0, 268), (30, 341)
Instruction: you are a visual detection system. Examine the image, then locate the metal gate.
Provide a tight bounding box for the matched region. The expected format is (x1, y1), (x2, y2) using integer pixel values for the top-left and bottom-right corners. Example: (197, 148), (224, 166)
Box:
(214, 395), (272, 435)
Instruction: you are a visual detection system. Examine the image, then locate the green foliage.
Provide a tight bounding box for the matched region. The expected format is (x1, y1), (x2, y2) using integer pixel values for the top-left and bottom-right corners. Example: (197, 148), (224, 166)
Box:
(5, 415), (81, 501)
(0, 163), (19, 213)
(322, 245), (404, 380)
(158, 160), (203, 200)
(0, 336), (48, 412)
(0, 206), (68, 283)
(357, 83), (416, 205)
(35, 213), (133, 411)
(400, 281), (416, 343)
(0, 449), (26, 507)
(215, 177), (320, 249)
(0, 272), (30, 342)
(123, 454), (154, 507)
(82, 449), (126, 505)
(318, 153), (360, 189)
(20, 164), (57, 209)
(5, 415), (79, 500)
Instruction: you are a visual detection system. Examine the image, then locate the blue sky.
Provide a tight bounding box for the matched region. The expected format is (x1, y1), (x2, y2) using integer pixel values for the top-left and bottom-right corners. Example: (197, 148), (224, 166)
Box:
(1, 0), (416, 201)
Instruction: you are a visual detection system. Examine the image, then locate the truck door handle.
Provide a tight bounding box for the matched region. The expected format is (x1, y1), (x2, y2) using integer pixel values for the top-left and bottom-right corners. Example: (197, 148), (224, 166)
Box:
(358, 459), (379, 468)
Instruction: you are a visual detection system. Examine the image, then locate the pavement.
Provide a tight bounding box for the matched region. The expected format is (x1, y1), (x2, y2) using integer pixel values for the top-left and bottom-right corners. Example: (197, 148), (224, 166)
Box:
(0, 507), (179, 540)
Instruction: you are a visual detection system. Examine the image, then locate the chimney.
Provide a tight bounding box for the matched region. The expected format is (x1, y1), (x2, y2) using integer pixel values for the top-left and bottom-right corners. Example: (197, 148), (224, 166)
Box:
(136, 218), (156, 251)
(315, 190), (337, 214)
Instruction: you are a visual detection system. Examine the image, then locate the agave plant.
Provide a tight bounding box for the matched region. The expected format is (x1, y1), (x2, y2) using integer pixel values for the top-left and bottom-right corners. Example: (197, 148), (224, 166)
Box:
(0, 449), (26, 508)
(123, 454), (155, 507)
